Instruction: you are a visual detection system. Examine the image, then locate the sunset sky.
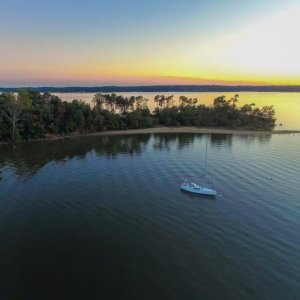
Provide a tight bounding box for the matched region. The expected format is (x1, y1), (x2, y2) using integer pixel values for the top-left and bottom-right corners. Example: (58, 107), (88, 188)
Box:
(0, 0), (300, 86)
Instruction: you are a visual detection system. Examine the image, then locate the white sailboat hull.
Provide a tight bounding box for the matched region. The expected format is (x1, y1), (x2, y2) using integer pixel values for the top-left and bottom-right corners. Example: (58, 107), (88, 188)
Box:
(181, 183), (216, 196)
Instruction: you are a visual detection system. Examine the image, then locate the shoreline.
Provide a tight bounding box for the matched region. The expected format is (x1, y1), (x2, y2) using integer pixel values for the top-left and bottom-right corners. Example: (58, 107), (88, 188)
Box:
(0, 127), (299, 146)
(2, 85), (300, 93)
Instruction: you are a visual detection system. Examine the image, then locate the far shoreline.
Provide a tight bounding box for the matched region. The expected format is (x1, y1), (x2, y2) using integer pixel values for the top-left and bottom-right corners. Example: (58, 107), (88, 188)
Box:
(2, 85), (300, 93)
(1, 127), (299, 146)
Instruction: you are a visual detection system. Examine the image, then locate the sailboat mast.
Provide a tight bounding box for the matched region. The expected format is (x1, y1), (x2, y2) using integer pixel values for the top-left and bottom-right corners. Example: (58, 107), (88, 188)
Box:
(204, 136), (208, 171)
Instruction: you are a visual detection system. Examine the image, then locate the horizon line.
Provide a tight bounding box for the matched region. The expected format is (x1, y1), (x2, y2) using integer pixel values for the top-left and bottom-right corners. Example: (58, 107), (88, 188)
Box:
(2, 84), (300, 88)
(2, 85), (300, 94)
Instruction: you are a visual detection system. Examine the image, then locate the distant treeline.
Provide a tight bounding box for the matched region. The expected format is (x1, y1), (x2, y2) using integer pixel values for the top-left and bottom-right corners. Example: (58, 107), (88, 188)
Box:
(1, 85), (300, 93)
(0, 89), (276, 144)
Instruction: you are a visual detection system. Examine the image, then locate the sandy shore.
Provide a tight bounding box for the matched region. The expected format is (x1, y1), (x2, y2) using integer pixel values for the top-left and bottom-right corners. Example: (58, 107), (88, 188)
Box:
(73, 127), (300, 137)
(84, 127), (274, 136)
(1, 127), (299, 145)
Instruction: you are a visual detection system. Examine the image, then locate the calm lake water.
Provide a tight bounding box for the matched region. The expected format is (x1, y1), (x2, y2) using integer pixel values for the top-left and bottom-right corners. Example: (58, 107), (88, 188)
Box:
(0, 133), (300, 299)
(54, 92), (300, 130)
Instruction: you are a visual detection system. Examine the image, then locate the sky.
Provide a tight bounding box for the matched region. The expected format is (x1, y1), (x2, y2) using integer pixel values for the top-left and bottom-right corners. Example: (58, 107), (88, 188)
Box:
(0, 0), (300, 86)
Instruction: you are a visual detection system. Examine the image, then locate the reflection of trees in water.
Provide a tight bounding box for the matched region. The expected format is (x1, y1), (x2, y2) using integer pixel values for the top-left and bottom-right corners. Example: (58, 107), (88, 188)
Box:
(0, 133), (272, 178)
(0, 134), (151, 177)
(153, 133), (204, 151)
(94, 134), (151, 158)
(235, 134), (272, 146)
(152, 134), (178, 151)
(0, 139), (92, 177)
(177, 134), (198, 150)
(152, 133), (268, 151)
(209, 133), (271, 148)
(209, 134), (233, 148)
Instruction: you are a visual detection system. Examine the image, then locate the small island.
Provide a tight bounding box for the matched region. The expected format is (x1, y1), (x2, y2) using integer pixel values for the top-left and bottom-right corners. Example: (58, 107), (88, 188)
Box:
(0, 89), (277, 145)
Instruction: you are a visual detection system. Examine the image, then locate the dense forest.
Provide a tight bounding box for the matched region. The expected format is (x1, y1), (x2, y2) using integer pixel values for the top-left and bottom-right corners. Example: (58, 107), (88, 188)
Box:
(0, 89), (276, 144)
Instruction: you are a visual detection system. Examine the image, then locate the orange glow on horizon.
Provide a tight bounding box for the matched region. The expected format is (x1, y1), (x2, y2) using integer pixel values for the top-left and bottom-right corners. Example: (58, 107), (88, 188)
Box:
(1, 2), (300, 87)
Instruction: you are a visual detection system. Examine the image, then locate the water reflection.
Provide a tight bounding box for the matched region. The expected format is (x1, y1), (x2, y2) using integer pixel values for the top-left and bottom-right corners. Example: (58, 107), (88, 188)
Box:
(177, 134), (199, 150)
(0, 135), (151, 177)
(209, 134), (233, 147)
(153, 134), (181, 151)
(235, 133), (272, 146)
(153, 133), (206, 151)
(93, 134), (151, 158)
(0, 133), (272, 178)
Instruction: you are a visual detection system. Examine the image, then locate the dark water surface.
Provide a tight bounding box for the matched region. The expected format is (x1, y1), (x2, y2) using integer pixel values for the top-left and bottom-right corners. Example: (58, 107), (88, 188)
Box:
(1, 133), (300, 299)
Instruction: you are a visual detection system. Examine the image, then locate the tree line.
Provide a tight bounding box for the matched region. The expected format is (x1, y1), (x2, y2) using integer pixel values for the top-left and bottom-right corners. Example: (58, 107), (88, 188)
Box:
(0, 89), (276, 144)
(1, 85), (300, 93)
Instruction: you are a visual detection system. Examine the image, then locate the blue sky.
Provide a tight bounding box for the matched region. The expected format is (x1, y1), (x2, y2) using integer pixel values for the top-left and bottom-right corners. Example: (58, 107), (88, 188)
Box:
(0, 0), (299, 86)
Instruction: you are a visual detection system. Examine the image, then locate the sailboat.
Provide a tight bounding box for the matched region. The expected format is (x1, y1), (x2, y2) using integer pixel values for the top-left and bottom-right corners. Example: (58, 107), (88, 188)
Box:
(180, 136), (217, 196)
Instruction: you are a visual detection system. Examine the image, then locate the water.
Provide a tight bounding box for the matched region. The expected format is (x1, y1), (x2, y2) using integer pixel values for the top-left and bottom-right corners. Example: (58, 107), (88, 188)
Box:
(53, 92), (300, 130)
(0, 133), (300, 299)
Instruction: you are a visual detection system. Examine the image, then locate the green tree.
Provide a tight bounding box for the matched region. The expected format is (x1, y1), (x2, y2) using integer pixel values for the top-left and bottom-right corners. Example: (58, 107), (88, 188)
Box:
(1, 93), (23, 144)
(18, 89), (33, 110)
(154, 95), (166, 109)
(93, 93), (106, 109)
(135, 96), (148, 110)
(179, 96), (198, 107)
